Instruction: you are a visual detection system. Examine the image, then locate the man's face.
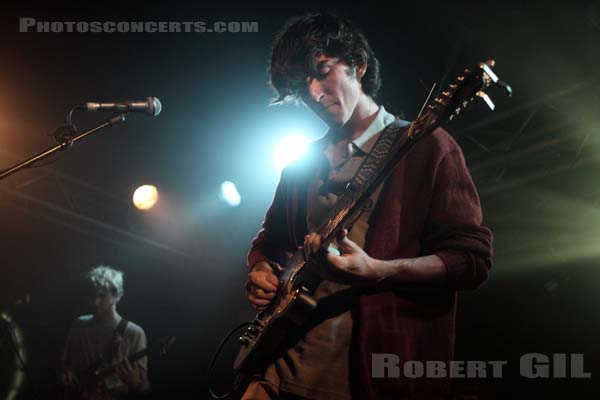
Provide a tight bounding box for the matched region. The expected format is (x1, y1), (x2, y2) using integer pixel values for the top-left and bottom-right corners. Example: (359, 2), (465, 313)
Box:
(91, 289), (119, 315)
(300, 55), (365, 128)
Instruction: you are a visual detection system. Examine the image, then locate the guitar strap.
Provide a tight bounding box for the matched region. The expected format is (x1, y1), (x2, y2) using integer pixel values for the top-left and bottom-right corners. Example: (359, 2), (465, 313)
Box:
(115, 317), (129, 338)
(112, 317), (129, 356)
(349, 118), (411, 190)
(324, 118), (411, 233)
(100, 318), (129, 367)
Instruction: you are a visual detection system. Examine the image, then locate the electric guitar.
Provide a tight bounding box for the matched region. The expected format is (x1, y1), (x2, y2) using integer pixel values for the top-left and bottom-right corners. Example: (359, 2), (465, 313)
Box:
(63, 335), (175, 400)
(233, 60), (512, 375)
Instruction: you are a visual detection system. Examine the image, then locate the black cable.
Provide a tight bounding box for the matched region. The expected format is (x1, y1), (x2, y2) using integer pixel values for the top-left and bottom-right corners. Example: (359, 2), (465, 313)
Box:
(67, 106), (80, 126)
(207, 321), (252, 399)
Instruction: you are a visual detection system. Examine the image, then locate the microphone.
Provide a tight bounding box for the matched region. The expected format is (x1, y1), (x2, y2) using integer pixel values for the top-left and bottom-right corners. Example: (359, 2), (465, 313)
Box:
(84, 96), (162, 116)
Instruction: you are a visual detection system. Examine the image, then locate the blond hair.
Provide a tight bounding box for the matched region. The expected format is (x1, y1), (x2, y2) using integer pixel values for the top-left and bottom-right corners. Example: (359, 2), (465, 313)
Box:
(86, 265), (124, 297)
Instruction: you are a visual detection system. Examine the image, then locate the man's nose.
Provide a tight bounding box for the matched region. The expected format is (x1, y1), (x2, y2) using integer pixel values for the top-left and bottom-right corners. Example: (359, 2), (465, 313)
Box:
(305, 78), (324, 103)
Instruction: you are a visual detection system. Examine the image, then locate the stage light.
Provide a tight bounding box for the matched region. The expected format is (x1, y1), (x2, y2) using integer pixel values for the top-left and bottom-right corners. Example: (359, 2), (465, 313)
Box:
(220, 181), (241, 207)
(133, 185), (159, 210)
(273, 134), (309, 171)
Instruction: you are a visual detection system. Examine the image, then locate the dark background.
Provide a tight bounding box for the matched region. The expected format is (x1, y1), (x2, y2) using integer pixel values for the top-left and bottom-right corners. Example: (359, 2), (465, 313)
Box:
(1, 1), (599, 398)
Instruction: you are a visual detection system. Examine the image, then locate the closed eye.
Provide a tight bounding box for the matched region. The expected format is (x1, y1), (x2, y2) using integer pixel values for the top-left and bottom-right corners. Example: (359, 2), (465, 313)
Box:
(316, 69), (330, 79)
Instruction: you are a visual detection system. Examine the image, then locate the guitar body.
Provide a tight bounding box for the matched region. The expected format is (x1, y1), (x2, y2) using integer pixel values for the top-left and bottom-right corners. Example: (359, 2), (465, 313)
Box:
(60, 362), (134, 400)
(234, 253), (320, 372)
(233, 287), (317, 372)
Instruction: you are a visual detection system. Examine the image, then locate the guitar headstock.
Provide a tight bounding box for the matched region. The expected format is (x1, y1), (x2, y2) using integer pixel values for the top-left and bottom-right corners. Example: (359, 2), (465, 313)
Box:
(158, 335), (176, 356)
(409, 60), (512, 138)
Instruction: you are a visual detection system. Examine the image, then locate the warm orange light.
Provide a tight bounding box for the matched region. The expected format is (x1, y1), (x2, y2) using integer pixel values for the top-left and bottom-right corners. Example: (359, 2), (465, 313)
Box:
(133, 185), (159, 210)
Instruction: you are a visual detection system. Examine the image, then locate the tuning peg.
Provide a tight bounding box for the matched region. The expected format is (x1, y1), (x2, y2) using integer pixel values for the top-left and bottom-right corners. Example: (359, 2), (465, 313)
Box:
(476, 90), (495, 110)
(480, 62), (498, 83)
(498, 79), (513, 96)
(449, 84), (458, 90)
(442, 91), (451, 98)
(479, 61), (512, 97)
(239, 335), (252, 346)
(248, 325), (260, 335)
(457, 76), (465, 82)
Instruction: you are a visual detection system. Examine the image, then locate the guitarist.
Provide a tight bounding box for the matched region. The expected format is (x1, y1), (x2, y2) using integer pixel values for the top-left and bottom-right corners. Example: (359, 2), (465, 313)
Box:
(243, 13), (493, 400)
(60, 265), (149, 399)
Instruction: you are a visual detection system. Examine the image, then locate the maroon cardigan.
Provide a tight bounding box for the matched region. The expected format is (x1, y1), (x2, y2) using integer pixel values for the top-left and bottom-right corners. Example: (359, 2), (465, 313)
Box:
(247, 126), (493, 399)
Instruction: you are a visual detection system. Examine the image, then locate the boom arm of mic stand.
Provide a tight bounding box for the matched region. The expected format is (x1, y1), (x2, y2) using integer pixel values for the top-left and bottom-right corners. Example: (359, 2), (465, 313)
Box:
(0, 114), (126, 181)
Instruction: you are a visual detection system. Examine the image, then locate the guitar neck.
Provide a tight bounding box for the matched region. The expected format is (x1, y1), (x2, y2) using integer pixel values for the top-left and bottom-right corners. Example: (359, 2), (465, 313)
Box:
(95, 348), (149, 380)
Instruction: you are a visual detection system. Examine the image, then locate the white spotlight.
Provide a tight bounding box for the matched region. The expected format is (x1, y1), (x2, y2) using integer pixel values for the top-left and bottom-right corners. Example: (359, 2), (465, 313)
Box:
(220, 181), (241, 207)
(273, 134), (309, 171)
(133, 185), (159, 210)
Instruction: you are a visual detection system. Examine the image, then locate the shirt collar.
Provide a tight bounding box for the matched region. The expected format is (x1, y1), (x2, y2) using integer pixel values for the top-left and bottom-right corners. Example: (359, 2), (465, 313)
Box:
(351, 105), (396, 155)
(318, 105), (396, 164)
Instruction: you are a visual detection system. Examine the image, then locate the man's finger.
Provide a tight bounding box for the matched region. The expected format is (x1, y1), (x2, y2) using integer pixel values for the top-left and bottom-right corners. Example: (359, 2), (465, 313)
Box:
(326, 251), (347, 269)
(315, 233), (323, 251)
(304, 233), (321, 257)
(265, 273), (279, 287)
(336, 228), (349, 241)
(253, 287), (276, 299)
(249, 273), (278, 292)
(339, 238), (359, 253)
(310, 233), (321, 254)
(258, 277), (278, 292)
(248, 293), (272, 306)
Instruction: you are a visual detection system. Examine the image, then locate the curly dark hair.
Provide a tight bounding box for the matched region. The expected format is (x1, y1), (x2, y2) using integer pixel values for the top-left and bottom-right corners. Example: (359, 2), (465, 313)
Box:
(268, 13), (381, 104)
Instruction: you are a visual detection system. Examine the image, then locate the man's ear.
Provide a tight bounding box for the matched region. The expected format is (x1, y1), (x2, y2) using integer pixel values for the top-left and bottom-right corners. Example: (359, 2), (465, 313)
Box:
(356, 63), (367, 80)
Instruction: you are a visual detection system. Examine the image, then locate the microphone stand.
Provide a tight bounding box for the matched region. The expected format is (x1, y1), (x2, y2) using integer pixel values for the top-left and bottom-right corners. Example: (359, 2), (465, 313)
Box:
(0, 113), (126, 181)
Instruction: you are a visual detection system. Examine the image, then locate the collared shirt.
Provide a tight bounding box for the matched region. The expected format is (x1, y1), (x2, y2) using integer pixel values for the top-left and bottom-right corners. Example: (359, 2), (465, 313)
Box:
(326, 105), (396, 158)
(264, 106), (396, 400)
